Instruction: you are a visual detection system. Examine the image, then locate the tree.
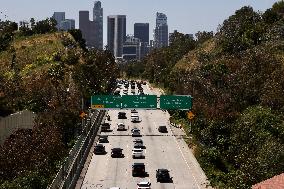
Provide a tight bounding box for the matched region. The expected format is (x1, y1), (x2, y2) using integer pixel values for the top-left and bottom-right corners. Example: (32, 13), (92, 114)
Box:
(272, 0), (284, 15)
(30, 18), (35, 29)
(33, 18), (57, 34)
(217, 6), (264, 54)
(143, 31), (196, 87)
(72, 49), (119, 98)
(195, 31), (214, 44)
(68, 29), (86, 50)
(0, 20), (17, 52)
(228, 106), (284, 188)
(262, 8), (281, 25)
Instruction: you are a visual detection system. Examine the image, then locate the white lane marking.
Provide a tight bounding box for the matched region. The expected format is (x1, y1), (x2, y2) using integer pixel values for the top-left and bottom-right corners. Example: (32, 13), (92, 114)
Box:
(169, 120), (201, 189)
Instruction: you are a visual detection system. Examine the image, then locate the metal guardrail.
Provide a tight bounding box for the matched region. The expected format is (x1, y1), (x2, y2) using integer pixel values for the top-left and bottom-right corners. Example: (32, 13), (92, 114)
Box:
(47, 110), (106, 189)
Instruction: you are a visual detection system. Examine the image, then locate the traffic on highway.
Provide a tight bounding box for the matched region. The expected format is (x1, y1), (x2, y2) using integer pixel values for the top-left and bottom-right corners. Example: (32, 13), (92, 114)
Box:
(79, 80), (209, 189)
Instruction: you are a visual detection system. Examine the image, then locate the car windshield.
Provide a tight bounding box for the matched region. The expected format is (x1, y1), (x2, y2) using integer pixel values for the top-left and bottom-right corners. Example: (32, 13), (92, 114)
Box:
(133, 149), (142, 152)
(138, 183), (149, 187)
(112, 149), (121, 151)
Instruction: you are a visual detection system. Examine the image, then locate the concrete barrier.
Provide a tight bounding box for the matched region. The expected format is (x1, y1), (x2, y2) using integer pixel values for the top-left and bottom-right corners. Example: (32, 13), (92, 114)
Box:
(0, 110), (36, 145)
(47, 110), (106, 189)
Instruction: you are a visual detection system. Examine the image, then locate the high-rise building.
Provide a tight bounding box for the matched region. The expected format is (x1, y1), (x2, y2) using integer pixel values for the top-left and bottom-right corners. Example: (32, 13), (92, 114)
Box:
(93, 1), (103, 49)
(134, 23), (149, 59)
(79, 2), (103, 49)
(134, 23), (149, 43)
(60, 19), (75, 31)
(154, 12), (168, 48)
(107, 15), (126, 58)
(52, 12), (65, 30)
(79, 11), (96, 47)
(122, 35), (141, 61)
(52, 12), (75, 31)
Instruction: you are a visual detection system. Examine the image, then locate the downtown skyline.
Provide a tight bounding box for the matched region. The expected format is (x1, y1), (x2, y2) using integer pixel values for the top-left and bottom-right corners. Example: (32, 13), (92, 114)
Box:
(1, 0), (278, 46)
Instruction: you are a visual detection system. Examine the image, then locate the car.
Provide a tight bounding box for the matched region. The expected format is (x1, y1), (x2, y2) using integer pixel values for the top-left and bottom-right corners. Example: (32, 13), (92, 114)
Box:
(131, 109), (138, 114)
(98, 135), (108, 143)
(118, 112), (127, 119)
(133, 138), (143, 145)
(137, 181), (151, 189)
(132, 148), (144, 159)
(117, 123), (126, 131)
(131, 128), (141, 137)
(132, 163), (145, 177)
(114, 89), (120, 95)
(156, 169), (172, 182)
(111, 148), (123, 158)
(131, 114), (140, 122)
(94, 144), (106, 154)
(101, 123), (110, 132)
(158, 125), (168, 133)
(134, 142), (143, 148)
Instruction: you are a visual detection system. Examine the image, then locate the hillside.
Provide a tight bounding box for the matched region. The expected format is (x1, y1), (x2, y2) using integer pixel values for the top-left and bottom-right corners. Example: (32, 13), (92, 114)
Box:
(0, 27), (119, 188)
(1, 33), (65, 70)
(139, 4), (284, 189)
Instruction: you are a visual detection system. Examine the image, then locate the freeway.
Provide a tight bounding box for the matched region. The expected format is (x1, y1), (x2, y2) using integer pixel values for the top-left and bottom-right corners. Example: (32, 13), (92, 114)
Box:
(76, 82), (210, 189)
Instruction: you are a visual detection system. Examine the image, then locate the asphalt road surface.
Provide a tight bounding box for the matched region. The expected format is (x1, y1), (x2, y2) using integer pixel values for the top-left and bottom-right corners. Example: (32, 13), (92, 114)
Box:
(77, 82), (210, 189)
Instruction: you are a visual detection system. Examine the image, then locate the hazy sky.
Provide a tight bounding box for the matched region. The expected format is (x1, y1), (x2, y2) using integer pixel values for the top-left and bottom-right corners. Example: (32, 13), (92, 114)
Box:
(1, 0), (278, 45)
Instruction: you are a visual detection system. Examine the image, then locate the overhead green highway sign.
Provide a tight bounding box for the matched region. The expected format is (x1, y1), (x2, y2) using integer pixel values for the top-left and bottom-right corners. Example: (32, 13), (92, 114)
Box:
(160, 95), (192, 110)
(122, 95), (157, 109)
(91, 95), (121, 109)
(91, 95), (192, 110)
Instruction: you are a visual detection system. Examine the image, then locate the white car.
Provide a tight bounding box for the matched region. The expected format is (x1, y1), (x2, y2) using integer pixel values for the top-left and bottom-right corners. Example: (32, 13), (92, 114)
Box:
(132, 148), (144, 158)
(117, 123), (125, 131)
(137, 181), (151, 189)
(131, 114), (140, 122)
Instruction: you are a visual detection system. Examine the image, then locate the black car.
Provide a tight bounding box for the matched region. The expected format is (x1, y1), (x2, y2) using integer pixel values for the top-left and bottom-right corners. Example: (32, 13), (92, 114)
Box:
(156, 169), (172, 182)
(132, 163), (145, 177)
(98, 135), (108, 143)
(111, 148), (124, 158)
(101, 123), (110, 132)
(118, 112), (127, 119)
(158, 126), (168, 133)
(131, 128), (141, 137)
(94, 144), (106, 155)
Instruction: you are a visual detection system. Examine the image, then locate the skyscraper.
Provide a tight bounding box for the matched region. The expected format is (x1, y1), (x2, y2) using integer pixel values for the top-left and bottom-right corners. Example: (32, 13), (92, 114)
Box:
(60, 19), (75, 31)
(79, 2), (103, 49)
(52, 12), (75, 31)
(93, 1), (103, 49)
(79, 11), (96, 47)
(134, 23), (149, 59)
(107, 15), (126, 58)
(134, 23), (149, 43)
(154, 12), (168, 48)
(52, 12), (65, 30)
(122, 35), (141, 61)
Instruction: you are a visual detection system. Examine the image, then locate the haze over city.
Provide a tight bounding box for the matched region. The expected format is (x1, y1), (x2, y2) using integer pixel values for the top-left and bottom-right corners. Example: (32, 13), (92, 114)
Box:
(1, 0), (278, 45)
